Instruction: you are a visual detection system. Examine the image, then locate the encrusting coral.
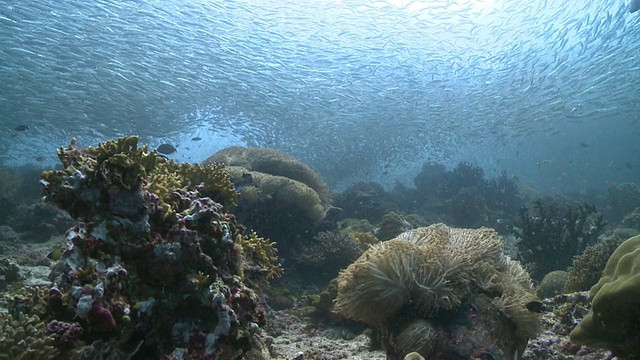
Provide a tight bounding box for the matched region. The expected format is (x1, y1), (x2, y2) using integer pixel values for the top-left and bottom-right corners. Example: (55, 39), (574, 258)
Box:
(37, 136), (280, 358)
(334, 223), (539, 359)
(570, 233), (640, 357)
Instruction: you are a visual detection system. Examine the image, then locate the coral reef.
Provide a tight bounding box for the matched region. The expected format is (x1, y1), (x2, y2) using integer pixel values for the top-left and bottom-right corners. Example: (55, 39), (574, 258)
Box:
(36, 137), (279, 358)
(374, 211), (413, 241)
(570, 234), (640, 357)
(291, 231), (363, 285)
(0, 258), (20, 290)
(204, 146), (331, 212)
(600, 183), (640, 224)
(0, 312), (60, 359)
(620, 207), (640, 230)
(395, 162), (522, 228)
(515, 198), (607, 281)
(203, 147), (333, 261)
(7, 202), (73, 243)
(536, 270), (569, 299)
(521, 292), (615, 360)
(334, 181), (397, 224)
(564, 236), (622, 293)
(334, 223), (540, 359)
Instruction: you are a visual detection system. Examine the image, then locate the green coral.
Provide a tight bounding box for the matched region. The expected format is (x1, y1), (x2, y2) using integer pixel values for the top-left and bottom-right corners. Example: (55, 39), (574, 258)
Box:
(564, 236), (623, 293)
(376, 211), (407, 241)
(0, 312), (60, 359)
(337, 218), (376, 237)
(570, 234), (640, 357)
(536, 270), (568, 299)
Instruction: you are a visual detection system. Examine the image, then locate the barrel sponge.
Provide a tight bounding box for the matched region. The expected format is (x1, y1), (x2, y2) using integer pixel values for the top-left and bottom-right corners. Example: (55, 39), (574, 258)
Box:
(203, 146), (332, 208)
(334, 224), (525, 326)
(569, 234), (640, 357)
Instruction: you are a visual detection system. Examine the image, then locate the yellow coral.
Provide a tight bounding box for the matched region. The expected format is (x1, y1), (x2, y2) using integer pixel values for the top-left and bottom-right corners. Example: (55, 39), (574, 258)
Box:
(145, 161), (238, 219)
(240, 231), (283, 280)
(352, 232), (379, 250)
(0, 312), (60, 359)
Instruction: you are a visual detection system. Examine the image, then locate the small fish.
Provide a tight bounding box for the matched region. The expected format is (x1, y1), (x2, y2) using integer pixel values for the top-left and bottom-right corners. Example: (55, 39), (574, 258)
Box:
(525, 300), (551, 313)
(605, 180), (618, 186)
(631, 0), (640, 13)
(35, 156), (47, 162)
(14, 124), (28, 131)
(191, 137), (202, 141)
(512, 175), (521, 183)
(157, 143), (177, 155)
(579, 142), (589, 148)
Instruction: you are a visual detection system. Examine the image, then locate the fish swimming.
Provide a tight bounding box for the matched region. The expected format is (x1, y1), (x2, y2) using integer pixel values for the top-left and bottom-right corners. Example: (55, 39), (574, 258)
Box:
(157, 143), (177, 155)
(14, 124), (28, 131)
(631, 0), (640, 13)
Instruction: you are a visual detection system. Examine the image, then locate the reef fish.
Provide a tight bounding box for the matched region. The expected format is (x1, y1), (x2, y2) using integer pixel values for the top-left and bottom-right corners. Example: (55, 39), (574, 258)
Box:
(157, 143), (177, 154)
(14, 124), (28, 131)
(631, 0), (640, 13)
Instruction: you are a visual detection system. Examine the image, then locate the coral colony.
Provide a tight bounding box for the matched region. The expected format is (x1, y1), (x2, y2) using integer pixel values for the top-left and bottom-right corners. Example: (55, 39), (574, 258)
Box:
(38, 136), (280, 358)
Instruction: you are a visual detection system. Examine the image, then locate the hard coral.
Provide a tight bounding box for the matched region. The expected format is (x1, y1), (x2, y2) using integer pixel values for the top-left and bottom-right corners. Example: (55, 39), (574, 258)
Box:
(516, 198), (606, 281)
(40, 137), (275, 358)
(204, 146), (332, 209)
(0, 312), (60, 359)
(570, 234), (640, 357)
(564, 236), (622, 293)
(335, 223), (539, 359)
(292, 230), (363, 284)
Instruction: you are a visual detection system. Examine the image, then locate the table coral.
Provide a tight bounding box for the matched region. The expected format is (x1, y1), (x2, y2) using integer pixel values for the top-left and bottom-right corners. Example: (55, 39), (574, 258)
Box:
(39, 137), (279, 358)
(335, 223), (540, 359)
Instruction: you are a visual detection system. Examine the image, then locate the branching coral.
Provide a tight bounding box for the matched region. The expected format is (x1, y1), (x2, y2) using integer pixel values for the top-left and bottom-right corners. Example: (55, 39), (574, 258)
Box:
(515, 198), (607, 281)
(240, 231), (283, 281)
(0, 312), (60, 359)
(409, 162), (522, 228)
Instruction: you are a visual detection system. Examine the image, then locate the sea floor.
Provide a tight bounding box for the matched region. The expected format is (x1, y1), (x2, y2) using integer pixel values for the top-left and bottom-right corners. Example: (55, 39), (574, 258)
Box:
(0, 238), (619, 360)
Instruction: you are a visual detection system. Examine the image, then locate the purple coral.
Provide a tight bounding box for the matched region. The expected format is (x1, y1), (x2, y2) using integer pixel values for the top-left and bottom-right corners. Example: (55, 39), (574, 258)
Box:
(46, 320), (84, 347)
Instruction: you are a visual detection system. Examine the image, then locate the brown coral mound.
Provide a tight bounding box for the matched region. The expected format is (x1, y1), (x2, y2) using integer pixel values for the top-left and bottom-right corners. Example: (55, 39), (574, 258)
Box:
(204, 146), (332, 210)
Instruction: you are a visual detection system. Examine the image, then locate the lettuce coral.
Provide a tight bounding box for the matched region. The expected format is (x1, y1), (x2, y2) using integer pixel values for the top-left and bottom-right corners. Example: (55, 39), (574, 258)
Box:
(569, 234), (640, 357)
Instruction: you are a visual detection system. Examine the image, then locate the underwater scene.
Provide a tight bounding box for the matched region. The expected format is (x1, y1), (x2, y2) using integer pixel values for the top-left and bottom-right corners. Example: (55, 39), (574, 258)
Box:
(1, 0), (640, 359)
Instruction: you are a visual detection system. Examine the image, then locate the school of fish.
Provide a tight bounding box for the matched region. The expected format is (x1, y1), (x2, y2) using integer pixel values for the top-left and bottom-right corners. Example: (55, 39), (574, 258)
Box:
(0, 0), (638, 187)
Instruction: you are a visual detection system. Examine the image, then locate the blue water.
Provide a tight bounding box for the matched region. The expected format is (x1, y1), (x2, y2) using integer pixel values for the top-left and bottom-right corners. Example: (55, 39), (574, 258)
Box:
(1, 0), (638, 192)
